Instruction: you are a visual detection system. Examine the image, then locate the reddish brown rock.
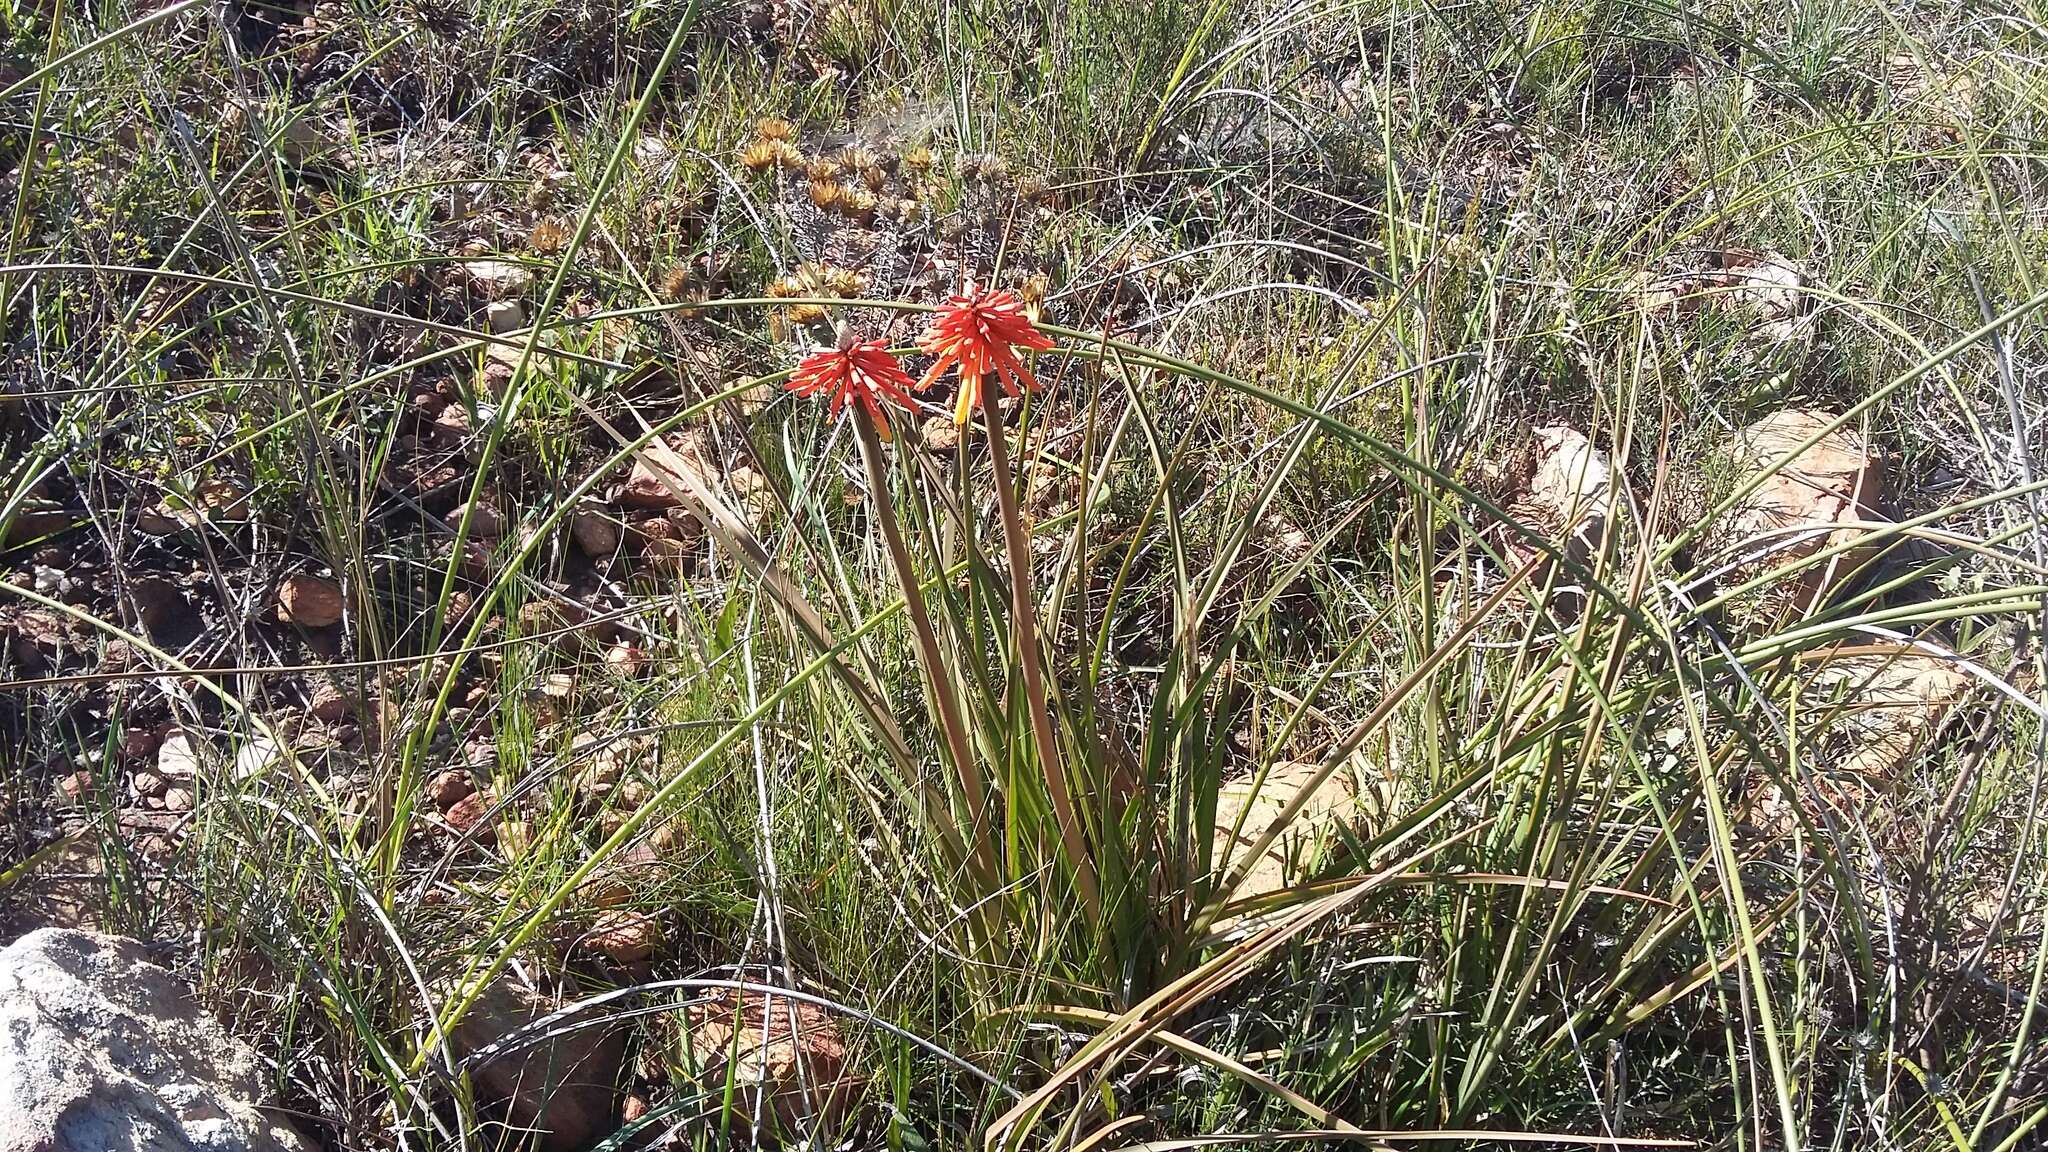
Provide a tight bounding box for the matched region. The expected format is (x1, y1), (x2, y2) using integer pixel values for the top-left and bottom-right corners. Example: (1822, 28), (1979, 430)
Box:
(581, 909), (659, 965)
(276, 574), (344, 628)
(684, 991), (860, 1128)
(426, 769), (476, 811)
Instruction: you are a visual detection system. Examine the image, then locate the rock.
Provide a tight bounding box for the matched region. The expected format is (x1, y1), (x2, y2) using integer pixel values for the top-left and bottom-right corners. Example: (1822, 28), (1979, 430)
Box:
(2, 505), (71, 547)
(162, 786), (195, 813)
(157, 731), (202, 780)
(426, 769), (476, 811)
(462, 259), (534, 299)
(445, 974), (624, 1152)
(443, 791), (494, 843)
(131, 770), (167, 798)
(452, 501), (505, 539)
(1212, 759), (1384, 903)
(125, 575), (189, 636)
(308, 677), (351, 723)
(486, 301), (526, 335)
(234, 735), (282, 781)
(1811, 643), (1975, 778)
(604, 644), (650, 678)
(570, 506), (621, 557)
(1490, 424), (1613, 618)
(620, 433), (710, 510)
(581, 909), (658, 964)
(1724, 409), (1887, 616)
(0, 928), (314, 1152)
(276, 574), (344, 628)
(684, 990), (859, 1129)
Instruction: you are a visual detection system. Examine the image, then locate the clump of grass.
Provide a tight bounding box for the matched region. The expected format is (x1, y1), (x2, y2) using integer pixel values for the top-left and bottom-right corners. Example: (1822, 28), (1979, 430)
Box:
(3, 0), (2046, 1149)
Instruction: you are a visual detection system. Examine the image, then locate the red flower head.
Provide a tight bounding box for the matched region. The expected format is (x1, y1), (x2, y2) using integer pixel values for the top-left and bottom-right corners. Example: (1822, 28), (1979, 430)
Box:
(786, 336), (918, 438)
(915, 287), (1056, 425)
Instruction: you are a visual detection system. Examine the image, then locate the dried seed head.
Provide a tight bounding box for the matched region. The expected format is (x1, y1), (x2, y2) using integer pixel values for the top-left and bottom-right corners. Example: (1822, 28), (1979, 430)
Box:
(900, 146), (935, 174)
(738, 139), (780, 173)
(528, 218), (570, 254)
(859, 163), (887, 191)
(834, 146), (877, 173)
(1016, 174), (1048, 202)
(960, 152), (1008, 183)
(805, 158), (842, 183)
(767, 274), (806, 298)
(769, 139), (804, 170)
(658, 265), (695, 300)
(841, 186), (878, 220)
(820, 266), (867, 297)
(807, 179), (847, 210)
(755, 116), (796, 142)
(787, 301), (828, 323)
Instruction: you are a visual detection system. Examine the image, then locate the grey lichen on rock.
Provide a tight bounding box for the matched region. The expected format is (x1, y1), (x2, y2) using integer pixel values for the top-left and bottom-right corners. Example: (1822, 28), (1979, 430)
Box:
(0, 928), (313, 1152)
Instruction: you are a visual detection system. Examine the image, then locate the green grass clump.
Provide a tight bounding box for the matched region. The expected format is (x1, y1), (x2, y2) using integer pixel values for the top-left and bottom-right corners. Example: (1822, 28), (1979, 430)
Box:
(2, 0), (2045, 1149)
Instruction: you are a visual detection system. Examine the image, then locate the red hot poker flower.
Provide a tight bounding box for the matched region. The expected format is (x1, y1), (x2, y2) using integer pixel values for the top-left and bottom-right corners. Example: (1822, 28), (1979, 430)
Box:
(786, 338), (919, 438)
(915, 287), (1056, 425)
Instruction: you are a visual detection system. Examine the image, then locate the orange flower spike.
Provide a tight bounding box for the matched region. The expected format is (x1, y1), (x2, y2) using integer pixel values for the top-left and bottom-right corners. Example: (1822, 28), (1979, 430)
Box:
(786, 338), (919, 439)
(915, 287), (1056, 425)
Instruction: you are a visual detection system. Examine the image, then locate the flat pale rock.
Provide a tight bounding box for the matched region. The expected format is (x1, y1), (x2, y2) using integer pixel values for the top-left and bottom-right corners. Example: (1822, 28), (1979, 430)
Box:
(1726, 409), (1887, 615)
(0, 928), (312, 1152)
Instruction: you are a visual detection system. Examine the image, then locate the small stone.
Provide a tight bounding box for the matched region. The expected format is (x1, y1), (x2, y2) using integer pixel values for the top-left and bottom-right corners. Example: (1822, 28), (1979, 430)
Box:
(131, 771), (167, 798)
(410, 391), (448, 418)
(620, 433), (710, 510)
(604, 644), (649, 678)
(462, 259), (534, 299)
(569, 506), (621, 557)
(443, 791), (494, 842)
(486, 300), (526, 334)
(451, 501), (504, 539)
(276, 574), (344, 628)
(583, 909), (658, 964)
(157, 732), (201, 779)
(125, 575), (188, 635)
(685, 991), (859, 1126)
(426, 769), (475, 811)
(308, 678), (351, 723)
(56, 770), (93, 801)
(162, 786), (194, 813)
(621, 1093), (650, 1123)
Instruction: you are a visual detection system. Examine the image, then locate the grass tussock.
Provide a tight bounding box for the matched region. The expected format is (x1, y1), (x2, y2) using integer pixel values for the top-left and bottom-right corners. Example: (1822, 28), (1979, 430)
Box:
(1, 0), (2045, 1149)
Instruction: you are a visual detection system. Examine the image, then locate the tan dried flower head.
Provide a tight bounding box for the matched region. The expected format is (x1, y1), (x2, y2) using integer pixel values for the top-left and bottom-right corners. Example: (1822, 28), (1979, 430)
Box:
(805, 158), (842, 183)
(738, 139), (780, 173)
(1016, 174), (1048, 202)
(755, 117), (797, 142)
(1018, 272), (1050, 308)
(858, 163), (887, 192)
(840, 186), (878, 220)
(528, 218), (570, 254)
(820, 265), (867, 297)
(769, 139), (804, 169)
(658, 265), (701, 302)
(960, 152), (1008, 183)
(787, 301), (829, 323)
(767, 274), (806, 298)
(834, 146), (877, 173)
(900, 146), (935, 174)
(807, 178), (847, 210)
